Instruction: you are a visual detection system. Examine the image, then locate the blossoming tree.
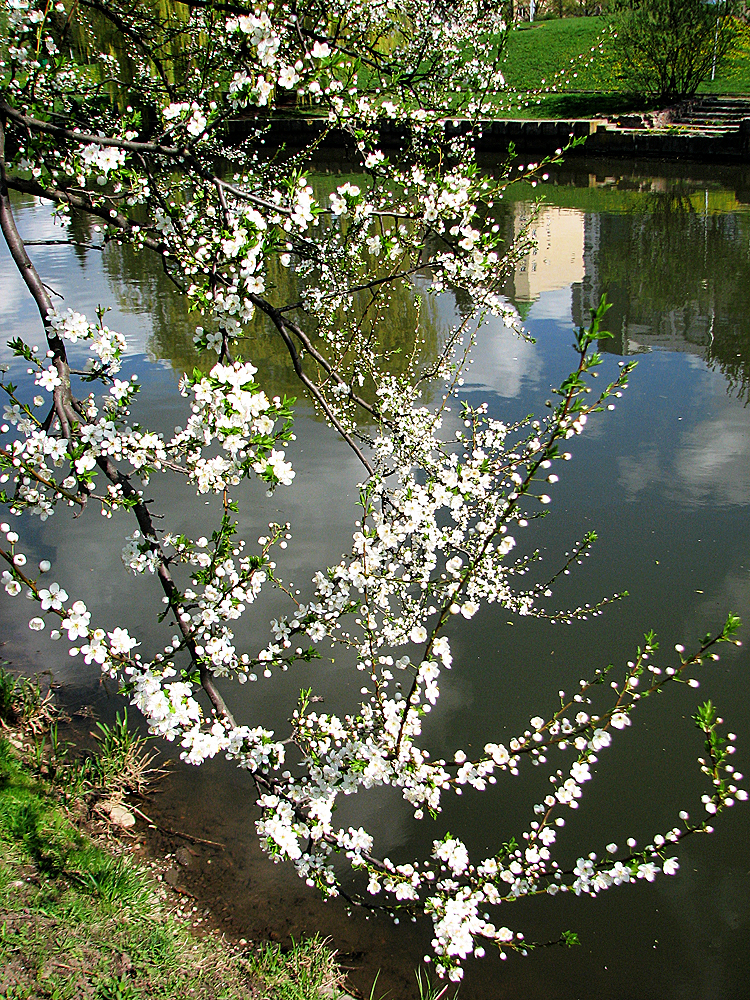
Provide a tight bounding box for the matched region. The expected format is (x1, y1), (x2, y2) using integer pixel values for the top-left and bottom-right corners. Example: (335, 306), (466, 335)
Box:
(0, 0), (745, 982)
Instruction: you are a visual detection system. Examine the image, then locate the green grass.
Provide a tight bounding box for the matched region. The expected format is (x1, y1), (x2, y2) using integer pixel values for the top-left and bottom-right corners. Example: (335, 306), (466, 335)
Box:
(501, 17), (613, 94)
(0, 738), (346, 1000)
(698, 23), (750, 94)
(496, 16), (750, 119)
(0, 667), (55, 731)
(245, 940), (347, 1000)
(494, 89), (649, 119)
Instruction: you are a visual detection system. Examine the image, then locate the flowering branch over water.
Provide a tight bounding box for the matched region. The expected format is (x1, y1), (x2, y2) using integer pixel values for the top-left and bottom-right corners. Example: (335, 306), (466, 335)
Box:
(0, 0), (746, 982)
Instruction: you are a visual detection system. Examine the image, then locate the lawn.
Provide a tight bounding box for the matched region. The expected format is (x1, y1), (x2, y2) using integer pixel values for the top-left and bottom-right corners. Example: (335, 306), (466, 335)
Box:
(496, 16), (750, 118)
(0, 736), (345, 1000)
(501, 16), (614, 94)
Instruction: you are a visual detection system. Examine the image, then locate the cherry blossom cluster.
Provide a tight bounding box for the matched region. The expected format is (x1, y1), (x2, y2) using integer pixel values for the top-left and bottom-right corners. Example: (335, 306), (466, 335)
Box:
(48, 308), (127, 374)
(0, 0), (746, 982)
(0, 320), (296, 521)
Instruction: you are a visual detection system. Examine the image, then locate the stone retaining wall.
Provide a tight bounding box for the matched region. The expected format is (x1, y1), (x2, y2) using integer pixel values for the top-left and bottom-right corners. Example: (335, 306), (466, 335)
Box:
(234, 115), (750, 161)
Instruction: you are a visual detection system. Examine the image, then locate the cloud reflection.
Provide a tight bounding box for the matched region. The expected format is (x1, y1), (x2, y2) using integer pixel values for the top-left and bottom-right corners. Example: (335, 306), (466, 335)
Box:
(528, 285), (574, 323)
(617, 373), (750, 507)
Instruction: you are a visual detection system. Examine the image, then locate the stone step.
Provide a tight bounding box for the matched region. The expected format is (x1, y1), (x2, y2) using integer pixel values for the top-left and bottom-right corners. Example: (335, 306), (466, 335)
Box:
(674, 113), (744, 120)
(685, 102), (750, 112)
(671, 122), (740, 130)
(670, 96), (750, 132)
(695, 104), (750, 111)
(682, 101), (750, 117)
(691, 106), (750, 112)
(672, 119), (742, 129)
(691, 96), (750, 104)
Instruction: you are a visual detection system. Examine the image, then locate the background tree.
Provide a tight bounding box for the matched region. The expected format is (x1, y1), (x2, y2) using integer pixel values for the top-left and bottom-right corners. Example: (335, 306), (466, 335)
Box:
(614, 0), (739, 102)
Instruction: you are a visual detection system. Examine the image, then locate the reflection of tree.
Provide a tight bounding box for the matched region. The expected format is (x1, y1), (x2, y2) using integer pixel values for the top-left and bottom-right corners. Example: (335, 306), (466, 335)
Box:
(100, 237), (204, 375)
(705, 307), (750, 406)
(240, 252), (444, 404)
(99, 160), (518, 413)
(575, 189), (750, 402)
(99, 204), (447, 415)
(65, 209), (98, 268)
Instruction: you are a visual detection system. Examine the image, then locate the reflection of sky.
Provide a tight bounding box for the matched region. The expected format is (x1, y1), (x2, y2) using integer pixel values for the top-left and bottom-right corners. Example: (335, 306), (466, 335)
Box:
(3, 191), (750, 999)
(0, 194), (157, 365)
(434, 287), (545, 400)
(527, 284), (573, 323)
(433, 200), (750, 999)
(612, 353), (750, 507)
(462, 319), (542, 398)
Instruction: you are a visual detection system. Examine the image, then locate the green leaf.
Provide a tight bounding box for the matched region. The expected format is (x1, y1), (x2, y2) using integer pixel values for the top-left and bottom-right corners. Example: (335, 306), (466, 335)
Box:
(720, 613), (742, 641)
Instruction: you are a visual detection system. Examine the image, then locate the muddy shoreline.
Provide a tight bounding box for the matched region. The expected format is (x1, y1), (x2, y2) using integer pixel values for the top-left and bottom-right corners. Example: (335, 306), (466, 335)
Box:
(59, 699), (427, 1000)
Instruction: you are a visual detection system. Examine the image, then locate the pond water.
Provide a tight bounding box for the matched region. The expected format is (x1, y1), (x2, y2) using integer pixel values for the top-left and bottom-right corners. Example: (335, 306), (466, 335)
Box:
(2, 157), (750, 1000)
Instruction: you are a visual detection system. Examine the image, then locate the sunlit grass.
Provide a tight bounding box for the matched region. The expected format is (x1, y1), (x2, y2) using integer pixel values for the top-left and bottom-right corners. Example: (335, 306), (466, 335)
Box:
(501, 17), (613, 94)
(245, 937), (346, 1000)
(0, 737), (345, 999)
(496, 15), (750, 118)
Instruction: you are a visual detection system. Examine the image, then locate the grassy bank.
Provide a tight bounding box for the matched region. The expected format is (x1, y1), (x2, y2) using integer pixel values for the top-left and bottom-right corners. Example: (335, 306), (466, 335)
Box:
(497, 16), (750, 118)
(502, 17), (613, 95)
(0, 671), (347, 1000)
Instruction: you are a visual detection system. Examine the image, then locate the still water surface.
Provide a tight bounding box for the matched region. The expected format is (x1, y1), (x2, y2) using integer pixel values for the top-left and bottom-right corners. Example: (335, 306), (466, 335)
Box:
(2, 158), (750, 999)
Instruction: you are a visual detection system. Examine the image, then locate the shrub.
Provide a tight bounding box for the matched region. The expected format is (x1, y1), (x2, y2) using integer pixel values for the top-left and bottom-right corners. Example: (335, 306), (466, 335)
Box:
(615, 0), (739, 101)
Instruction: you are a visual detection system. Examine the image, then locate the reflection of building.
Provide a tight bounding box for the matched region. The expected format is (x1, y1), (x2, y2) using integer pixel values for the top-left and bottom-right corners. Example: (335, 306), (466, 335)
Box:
(511, 191), (750, 404)
(571, 212), (720, 360)
(510, 179), (750, 400)
(571, 212), (601, 332)
(513, 205), (585, 303)
(614, 311), (715, 357)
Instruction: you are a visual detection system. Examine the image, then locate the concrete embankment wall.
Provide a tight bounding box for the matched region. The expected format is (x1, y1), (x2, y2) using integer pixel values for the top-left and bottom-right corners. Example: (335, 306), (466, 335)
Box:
(236, 116), (750, 161)
(449, 119), (750, 160)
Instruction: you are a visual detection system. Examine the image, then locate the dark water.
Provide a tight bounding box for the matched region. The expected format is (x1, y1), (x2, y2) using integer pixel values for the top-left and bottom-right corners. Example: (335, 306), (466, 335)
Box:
(2, 159), (750, 999)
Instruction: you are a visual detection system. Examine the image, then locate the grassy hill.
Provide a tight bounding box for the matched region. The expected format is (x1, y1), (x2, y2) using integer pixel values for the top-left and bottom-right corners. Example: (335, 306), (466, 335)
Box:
(497, 16), (750, 118)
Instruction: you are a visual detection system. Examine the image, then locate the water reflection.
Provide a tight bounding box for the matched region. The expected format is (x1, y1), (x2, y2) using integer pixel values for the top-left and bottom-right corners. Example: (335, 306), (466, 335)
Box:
(518, 168), (750, 404)
(513, 204), (585, 307)
(617, 369), (750, 506)
(2, 162), (750, 999)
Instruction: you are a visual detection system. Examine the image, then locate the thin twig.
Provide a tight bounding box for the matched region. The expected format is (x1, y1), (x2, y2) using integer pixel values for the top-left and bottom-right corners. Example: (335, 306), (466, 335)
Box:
(130, 805), (226, 849)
